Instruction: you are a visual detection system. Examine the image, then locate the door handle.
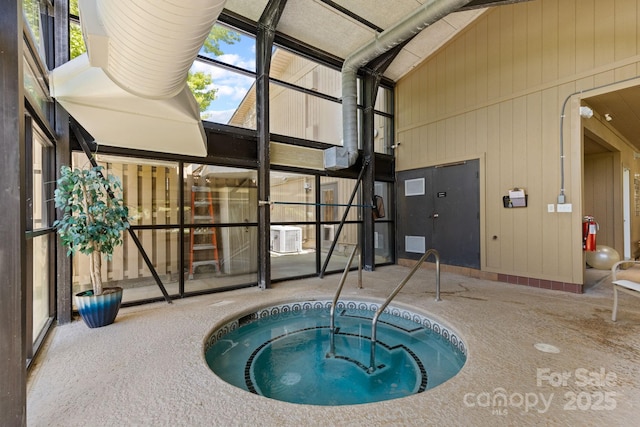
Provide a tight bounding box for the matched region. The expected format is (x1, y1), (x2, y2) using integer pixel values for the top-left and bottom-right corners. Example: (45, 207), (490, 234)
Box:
(432, 213), (439, 218)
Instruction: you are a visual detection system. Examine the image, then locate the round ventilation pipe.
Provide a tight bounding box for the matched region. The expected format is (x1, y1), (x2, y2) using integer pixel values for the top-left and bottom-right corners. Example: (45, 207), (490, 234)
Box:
(96, 0), (226, 99)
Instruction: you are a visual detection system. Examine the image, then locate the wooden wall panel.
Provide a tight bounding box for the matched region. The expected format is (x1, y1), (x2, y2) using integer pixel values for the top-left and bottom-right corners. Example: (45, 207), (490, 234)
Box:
(594, 1), (615, 67)
(454, 36), (466, 113)
(615, 0), (637, 61)
(485, 104), (501, 269)
(512, 5), (528, 93)
(575, 0), (595, 74)
(499, 6), (514, 98)
(526, 0), (542, 88)
(454, 115), (465, 159)
(512, 96), (528, 273)
(499, 101), (515, 270)
(475, 108), (488, 155)
(396, 0), (640, 283)
(558, 0), (576, 79)
(445, 39), (457, 114)
(426, 125), (437, 168)
(540, 87), (560, 277)
(541, 0), (559, 84)
(525, 92), (543, 275)
(436, 120), (447, 162)
(464, 29), (477, 108)
(584, 153), (616, 246)
(486, 11), (501, 102)
(436, 53), (447, 118)
(475, 17), (489, 106)
(413, 75), (422, 131)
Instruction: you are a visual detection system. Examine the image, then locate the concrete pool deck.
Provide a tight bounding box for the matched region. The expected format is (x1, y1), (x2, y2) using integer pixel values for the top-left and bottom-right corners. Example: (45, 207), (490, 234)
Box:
(27, 264), (640, 426)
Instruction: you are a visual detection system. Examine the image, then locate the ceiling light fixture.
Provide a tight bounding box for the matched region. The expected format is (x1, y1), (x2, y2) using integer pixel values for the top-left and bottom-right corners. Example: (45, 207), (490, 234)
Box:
(579, 106), (594, 119)
(604, 113), (613, 122)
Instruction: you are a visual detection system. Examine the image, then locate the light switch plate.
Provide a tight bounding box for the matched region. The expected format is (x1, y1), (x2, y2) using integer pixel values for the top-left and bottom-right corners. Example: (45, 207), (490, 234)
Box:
(547, 204), (555, 213)
(557, 203), (572, 213)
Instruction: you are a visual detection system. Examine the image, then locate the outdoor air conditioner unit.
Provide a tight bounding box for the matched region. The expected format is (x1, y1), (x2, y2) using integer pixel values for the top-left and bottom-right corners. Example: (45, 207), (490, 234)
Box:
(270, 225), (302, 253)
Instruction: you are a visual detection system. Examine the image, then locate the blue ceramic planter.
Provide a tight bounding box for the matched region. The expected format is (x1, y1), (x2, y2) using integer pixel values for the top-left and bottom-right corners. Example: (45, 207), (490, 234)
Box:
(74, 287), (123, 328)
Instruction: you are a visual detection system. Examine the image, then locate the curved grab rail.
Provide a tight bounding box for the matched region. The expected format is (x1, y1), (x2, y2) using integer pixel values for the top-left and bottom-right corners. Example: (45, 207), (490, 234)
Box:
(326, 246), (360, 358)
(369, 249), (440, 372)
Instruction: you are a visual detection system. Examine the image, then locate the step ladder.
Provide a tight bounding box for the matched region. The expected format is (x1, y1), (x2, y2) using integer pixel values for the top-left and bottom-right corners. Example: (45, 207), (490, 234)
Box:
(188, 186), (220, 279)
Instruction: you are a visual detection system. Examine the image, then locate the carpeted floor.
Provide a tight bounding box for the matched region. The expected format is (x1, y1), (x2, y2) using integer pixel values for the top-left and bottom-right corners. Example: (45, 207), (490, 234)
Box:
(27, 265), (640, 426)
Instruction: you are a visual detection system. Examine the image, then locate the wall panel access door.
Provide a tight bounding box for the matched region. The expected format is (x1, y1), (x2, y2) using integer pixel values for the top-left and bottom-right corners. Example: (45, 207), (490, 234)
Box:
(397, 160), (480, 269)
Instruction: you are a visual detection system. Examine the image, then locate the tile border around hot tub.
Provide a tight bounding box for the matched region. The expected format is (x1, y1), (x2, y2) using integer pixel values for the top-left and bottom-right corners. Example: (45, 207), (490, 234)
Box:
(204, 300), (467, 357)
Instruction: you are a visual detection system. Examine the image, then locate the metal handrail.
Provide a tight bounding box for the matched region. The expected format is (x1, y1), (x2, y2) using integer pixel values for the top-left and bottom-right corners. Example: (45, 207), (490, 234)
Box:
(326, 246), (361, 358)
(368, 249), (440, 372)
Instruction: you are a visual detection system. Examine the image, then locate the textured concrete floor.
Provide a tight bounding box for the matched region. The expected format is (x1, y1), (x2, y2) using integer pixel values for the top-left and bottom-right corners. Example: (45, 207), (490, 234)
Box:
(27, 265), (640, 426)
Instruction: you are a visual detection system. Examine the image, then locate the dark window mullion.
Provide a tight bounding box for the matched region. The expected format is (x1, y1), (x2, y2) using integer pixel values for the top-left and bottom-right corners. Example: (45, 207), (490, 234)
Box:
(25, 115), (34, 231)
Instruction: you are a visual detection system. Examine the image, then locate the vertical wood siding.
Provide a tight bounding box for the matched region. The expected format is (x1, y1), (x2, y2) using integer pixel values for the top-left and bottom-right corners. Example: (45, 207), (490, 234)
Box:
(72, 158), (180, 287)
(270, 49), (343, 145)
(396, 0), (640, 284)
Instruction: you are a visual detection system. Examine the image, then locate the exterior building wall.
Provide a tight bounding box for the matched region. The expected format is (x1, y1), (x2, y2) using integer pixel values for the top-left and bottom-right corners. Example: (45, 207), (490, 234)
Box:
(71, 153), (181, 289)
(395, 0), (640, 286)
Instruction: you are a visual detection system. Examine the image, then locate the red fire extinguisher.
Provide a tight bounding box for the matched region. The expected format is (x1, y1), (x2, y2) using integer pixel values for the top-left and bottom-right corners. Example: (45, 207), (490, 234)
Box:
(583, 215), (598, 251)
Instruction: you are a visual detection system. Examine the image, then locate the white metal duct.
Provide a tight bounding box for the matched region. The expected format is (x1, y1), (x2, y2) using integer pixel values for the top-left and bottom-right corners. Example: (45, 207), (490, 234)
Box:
(81, 0), (225, 99)
(50, 0), (227, 156)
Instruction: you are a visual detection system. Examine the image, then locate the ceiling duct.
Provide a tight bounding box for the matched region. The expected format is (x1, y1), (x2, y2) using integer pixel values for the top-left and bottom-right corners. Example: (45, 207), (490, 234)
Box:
(50, 0), (227, 156)
(325, 0), (473, 170)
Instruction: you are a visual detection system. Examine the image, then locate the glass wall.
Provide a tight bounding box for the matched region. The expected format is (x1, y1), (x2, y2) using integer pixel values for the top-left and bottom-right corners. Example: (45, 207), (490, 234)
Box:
(23, 0), (47, 62)
(69, 0), (86, 59)
(28, 124), (54, 343)
(270, 171), (316, 279)
(183, 164), (258, 292)
(269, 83), (343, 145)
(374, 181), (394, 264)
(31, 234), (51, 340)
(20, 0), (56, 365)
(269, 47), (341, 97)
(319, 176), (362, 274)
(23, 56), (51, 118)
(66, 152), (390, 289)
(55, 10), (395, 308)
(70, 154), (182, 304)
(267, 47), (344, 145)
(194, 23), (257, 127)
(69, 157), (261, 302)
(374, 114), (393, 154)
(191, 58), (256, 126)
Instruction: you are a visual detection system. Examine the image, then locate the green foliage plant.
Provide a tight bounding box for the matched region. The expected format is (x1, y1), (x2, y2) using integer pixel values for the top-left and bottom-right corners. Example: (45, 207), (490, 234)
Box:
(54, 165), (130, 296)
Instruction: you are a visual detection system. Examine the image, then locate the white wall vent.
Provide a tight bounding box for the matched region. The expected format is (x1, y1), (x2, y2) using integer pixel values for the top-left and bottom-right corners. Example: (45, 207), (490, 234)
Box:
(405, 235), (425, 253)
(405, 178), (425, 196)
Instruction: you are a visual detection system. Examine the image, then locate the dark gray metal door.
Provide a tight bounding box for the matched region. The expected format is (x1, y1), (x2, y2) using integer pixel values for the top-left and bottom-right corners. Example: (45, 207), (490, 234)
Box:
(428, 161), (479, 268)
(397, 160), (480, 269)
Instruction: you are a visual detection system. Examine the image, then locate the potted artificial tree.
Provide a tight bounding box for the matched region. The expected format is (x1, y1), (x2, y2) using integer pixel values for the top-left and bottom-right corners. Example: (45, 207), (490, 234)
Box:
(54, 164), (130, 328)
